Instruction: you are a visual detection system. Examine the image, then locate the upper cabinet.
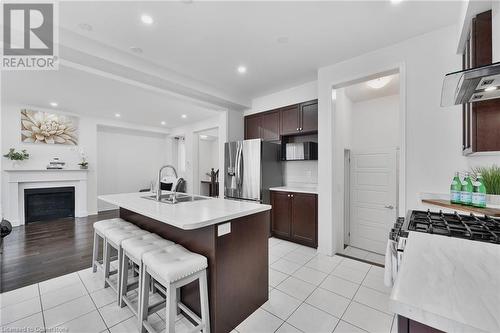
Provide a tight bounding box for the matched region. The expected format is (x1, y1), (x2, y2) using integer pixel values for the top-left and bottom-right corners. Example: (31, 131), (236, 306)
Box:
(244, 110), (280, 141)
(462, 10), (500, 155)
(245, 99), (318, 140)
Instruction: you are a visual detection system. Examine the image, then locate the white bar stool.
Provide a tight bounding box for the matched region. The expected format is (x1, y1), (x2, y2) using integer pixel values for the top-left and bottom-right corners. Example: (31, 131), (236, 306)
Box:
(92, 218), (132, 273)
(139, 245), (210, 333)
(103, 225), (150, 300)
(119, 233), (176, 318)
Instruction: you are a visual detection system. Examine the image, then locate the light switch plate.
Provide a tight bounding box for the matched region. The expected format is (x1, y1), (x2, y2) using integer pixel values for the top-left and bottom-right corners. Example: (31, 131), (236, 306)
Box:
(217, 222), (231, 237)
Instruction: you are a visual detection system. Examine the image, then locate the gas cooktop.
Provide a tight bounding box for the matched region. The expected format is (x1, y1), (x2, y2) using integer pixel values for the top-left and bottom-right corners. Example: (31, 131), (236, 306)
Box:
(407, 210), (500, 244)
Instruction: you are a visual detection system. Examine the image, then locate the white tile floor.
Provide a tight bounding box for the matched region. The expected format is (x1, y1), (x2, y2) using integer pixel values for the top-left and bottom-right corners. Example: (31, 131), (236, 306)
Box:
(0, 238), (396, 333)
(340, 246), (386, 266)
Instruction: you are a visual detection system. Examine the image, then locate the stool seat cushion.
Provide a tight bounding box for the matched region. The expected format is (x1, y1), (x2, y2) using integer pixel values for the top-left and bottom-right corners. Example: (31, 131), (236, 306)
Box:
(143, 245), (208, 283)
(105, 227), (150, 246)
(94, 218), (131, 233)
(122, 234), (176, 262)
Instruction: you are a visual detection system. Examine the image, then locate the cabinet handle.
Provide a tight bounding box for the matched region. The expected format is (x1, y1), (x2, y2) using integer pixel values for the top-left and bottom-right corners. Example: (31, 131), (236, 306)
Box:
(291, 194), (294, 198)
(296, 128), (299, 131)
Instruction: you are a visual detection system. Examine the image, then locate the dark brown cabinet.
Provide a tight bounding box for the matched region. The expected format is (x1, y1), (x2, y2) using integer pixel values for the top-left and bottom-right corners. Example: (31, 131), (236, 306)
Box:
(461, 10), (500, 155)
(271, 191), (317, 248)
(270, 191), (292, 238)
(244, 110), (280, 141)
(244, 99), (318, 140)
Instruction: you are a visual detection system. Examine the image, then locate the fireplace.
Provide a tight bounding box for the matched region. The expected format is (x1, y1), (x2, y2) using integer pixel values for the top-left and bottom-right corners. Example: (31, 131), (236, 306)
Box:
(24, 187), (75, 223)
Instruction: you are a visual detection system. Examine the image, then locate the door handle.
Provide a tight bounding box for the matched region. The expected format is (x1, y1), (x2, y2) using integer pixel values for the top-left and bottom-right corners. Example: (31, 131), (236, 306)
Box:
(384, 205), (394, 210)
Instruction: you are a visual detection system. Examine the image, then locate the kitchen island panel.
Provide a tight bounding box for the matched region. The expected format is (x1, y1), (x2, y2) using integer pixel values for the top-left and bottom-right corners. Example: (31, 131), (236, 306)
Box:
(120, 208), (270, 333)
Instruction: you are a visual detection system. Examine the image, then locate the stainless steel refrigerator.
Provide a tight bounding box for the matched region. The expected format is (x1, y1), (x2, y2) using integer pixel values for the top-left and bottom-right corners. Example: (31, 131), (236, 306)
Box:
(224, 139), (283, 203)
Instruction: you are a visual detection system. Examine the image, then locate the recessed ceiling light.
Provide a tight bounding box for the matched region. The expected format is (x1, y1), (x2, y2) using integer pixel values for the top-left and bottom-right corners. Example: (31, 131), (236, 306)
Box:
(115, 113), (121, 118)
(141, 14), (153, 25)
(49, 102), (58, 107)
(181, 114), (187, 119)
(237, 65), (247, 74)
(484, 86), (498, 92)
(78, 23), (93, 31)
(200, 135), (208, 139)
(161, 121), (166, 125)
(130, 47), (143, 54)
(391, 0), (403, 4)
(366, 76), (392, 89)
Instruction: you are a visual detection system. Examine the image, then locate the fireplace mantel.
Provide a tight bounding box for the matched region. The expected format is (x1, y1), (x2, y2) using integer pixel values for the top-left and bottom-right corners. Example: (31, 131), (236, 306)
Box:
(2, 169), (89, 226)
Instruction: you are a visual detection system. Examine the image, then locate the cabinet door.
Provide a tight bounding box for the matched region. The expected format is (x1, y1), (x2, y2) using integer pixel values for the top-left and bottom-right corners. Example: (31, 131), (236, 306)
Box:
(260, 111), (280, 141)
(291, 193), (317, 247)
(300, 100), (318, 133)
(271, 191), (292, 239)
(245, 116), (261, 140)
(280, 105), (300, 135)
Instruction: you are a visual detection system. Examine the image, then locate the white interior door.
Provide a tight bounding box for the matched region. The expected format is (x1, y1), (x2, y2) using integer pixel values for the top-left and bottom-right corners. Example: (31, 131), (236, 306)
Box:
(349, 149), (397, 254)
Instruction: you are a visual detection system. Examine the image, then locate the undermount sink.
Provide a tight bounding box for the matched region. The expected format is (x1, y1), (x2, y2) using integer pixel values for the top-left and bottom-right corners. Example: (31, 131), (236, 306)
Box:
(142, 193), (209, 204)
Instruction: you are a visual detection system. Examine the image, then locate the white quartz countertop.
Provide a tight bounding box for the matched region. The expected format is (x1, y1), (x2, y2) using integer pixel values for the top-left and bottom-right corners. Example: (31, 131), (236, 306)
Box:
(269, 186), (318, 194)
(98, 192), (271, 230)
(389, 232), (500, 333)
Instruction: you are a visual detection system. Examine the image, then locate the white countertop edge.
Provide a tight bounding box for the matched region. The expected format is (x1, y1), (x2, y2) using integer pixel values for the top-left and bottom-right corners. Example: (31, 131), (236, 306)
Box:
(269, 186), (318, 194)
(3, 168), (89, 172)
(388, 299), (487, 333)
(98, 194), (271, 230)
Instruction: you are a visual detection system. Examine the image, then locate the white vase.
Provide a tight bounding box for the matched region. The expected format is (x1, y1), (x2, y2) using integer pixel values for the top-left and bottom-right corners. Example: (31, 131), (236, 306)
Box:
(487, 194), (500, 207)
(11, 160), (22, 169)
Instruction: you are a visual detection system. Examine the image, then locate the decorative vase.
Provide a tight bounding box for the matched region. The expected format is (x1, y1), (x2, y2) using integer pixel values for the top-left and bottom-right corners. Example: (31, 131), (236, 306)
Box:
(487, 194), (500, 207)
(11, 160), (24, 169)
(80, 165), (88, 170)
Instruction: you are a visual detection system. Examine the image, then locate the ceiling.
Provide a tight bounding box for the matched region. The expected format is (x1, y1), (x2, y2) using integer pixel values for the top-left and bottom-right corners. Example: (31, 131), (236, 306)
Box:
(59, 1), (462, 99)
(345, 74), (400, 103)
(2, 1), (463, 129)
(1, 65), (220, 128)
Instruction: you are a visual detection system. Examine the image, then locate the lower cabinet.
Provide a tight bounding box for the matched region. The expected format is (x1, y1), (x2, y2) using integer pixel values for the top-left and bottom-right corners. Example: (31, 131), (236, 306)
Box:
(397, 315), (444, 333)
(271, 191), (317, 248)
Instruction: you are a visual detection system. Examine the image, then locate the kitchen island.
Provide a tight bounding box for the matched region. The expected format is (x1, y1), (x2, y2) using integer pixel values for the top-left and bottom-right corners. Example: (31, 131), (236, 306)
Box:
(98, 192), (271, 333)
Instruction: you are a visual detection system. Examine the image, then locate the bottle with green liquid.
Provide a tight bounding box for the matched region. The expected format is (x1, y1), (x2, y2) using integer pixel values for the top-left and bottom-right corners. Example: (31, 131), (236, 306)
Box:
(460, 172), (473, 206)
(450, 172), (462, 204)
(472, 173), (487, 208)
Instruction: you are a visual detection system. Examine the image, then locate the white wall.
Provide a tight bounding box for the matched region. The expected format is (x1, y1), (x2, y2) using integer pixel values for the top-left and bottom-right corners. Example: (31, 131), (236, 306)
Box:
(318, 25), (500, 256)
(97, 126), (171, 211)
(1, 103), (171, 216)
(350, 94), (399, 150)
(198, 138), (219, 181)
(247, 80), (318, 115)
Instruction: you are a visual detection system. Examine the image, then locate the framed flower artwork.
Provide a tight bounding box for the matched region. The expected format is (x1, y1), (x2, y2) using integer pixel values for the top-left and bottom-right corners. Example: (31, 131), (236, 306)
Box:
(20, 109), (79, 145)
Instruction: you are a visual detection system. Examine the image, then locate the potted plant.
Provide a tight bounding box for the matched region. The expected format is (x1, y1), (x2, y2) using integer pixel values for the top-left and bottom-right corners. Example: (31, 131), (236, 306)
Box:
(472, 165), (500, 206)
(78, 159), (89, 169)
(3, 148), (29, 168)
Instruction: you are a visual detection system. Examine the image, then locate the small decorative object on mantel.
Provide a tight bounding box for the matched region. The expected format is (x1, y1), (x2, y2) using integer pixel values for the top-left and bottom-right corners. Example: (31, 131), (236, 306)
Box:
(20, 109), (78, 145)
(46, 157), (65, 170)
(78, 160), (89, 169)
(3, 148), (29, 168)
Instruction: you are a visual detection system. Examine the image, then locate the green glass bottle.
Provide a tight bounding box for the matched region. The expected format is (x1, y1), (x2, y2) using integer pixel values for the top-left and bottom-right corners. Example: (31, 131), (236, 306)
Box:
(460, 172), (473, 206)
(450, 172), (461, 204)
(472, 173), (487, 208)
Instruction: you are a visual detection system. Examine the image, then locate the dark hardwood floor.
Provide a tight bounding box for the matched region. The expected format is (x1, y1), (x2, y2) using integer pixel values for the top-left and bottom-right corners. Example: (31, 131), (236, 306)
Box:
(0, 210), (119, 293)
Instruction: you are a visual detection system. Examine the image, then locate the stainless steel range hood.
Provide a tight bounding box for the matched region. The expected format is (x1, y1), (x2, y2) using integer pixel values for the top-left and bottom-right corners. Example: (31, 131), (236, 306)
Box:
(441, 62), (500, 106)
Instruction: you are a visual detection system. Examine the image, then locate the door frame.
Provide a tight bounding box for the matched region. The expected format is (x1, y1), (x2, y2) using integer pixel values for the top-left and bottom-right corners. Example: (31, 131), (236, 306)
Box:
(330, 63), (406, 253)
(343, 149), (351, 247)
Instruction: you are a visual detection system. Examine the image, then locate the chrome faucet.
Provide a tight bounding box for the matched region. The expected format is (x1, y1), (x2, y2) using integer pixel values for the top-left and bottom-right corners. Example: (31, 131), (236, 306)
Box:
(157, 165), (178, 202)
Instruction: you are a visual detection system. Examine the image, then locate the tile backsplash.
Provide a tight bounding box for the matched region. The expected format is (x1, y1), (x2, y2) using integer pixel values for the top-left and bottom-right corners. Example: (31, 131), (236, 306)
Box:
(283, 160), (318, 185)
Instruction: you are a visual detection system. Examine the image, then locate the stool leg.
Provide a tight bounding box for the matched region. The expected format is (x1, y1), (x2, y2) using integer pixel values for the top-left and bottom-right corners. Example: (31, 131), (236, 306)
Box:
(199, 270), (210, 333)
(140, 268), (151, 333)
(103, 240), (111, 288)
(119, 250), (128, 307)
(92, 232), (99, 273)
(165, 284), (177, 333)
(116, 247), (123, 305)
